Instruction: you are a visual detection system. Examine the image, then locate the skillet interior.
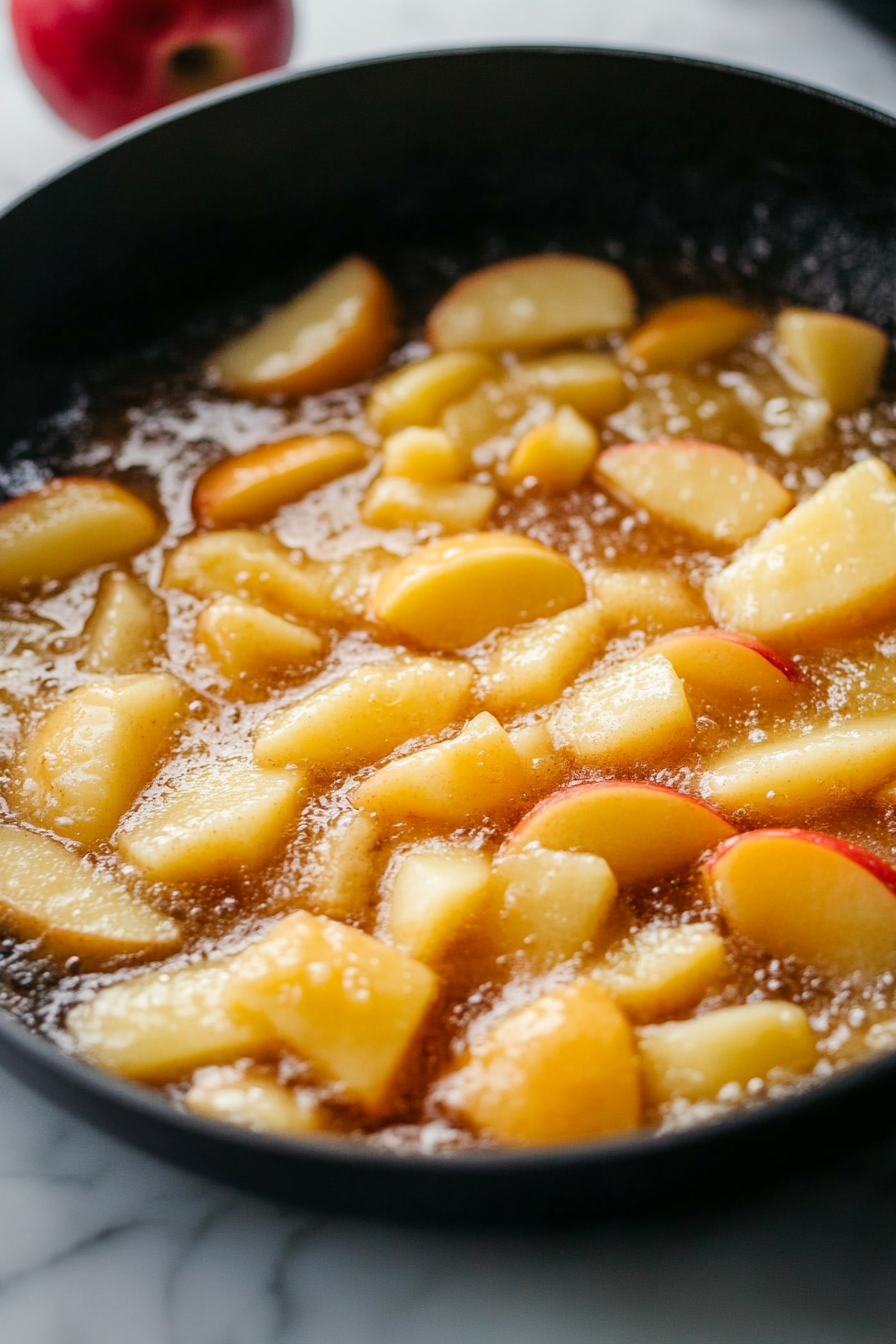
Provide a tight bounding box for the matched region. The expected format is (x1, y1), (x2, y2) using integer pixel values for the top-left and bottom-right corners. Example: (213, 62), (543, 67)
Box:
(2, 48), (896, 1222)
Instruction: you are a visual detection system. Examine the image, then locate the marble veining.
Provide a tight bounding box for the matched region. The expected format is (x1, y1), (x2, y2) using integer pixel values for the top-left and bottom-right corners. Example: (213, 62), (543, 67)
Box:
(2, 1), (896, 1339)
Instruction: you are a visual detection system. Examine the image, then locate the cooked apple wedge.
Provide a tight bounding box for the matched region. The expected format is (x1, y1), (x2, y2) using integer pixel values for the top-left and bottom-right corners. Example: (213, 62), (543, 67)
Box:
(381, 427), (467, 483)
(163, 531), (331, 620)
(208, 256), (396, 399)
(477, 600), (605, 718)
(551, 654), (695, 769)
(192, 433), (367, 528)
(0, 825), (179, 967)
(597, 440), (791, 545)
(118, 762), (303, 885)
(444, 979), (640, 1144)
(638, 1001), (816, 1105)
(593, 923), (727, 1023)
(776, 308), (887, 414)
(507, 722), (567, 794)
(506, 781), (734, 888)
(491, 846), (617, 968)
(624, 295), (762, 370)
(368, 351), (497, 434)
(702, 714), (896, 822)
(19, 674), (184, 844)
(587, 566), (707, 635)
(427, 254), (636, 352)
(184, 1066), (324, 1136)
(361, 477), (497, 533)
(353, 711), (529, 825)
(389, 847), (492, 963)
(195, 596), (323, 683)
(226, 911), (438, 1112)
(506, 351), (629, 420)
(707, 457), (896, 645)
(81, 570), (165, 674)
(254, 656), (472, 772)
(504, 406), (598, 492)
(643, 628), (800, 704)
(67, 956), (273, 1079)
(305, 811), (379, 921)
(371, 532), (586, 650)
(704, 828), (896, 976)
(0, 477), (160, 593)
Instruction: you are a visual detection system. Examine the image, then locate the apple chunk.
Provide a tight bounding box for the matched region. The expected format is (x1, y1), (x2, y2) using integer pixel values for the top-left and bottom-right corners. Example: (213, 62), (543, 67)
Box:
(163, 531), (330, 621)
(643, 628), (800, 704)
(226, 911), (439, 1112)
(593, 923), (727, 1023)
(368, 351), (497, 434)
(587, 566), (707, 635)
(195, 596), (323, 682)
(184, 1066), (324, 1137)
(776, 308), (887, 414)
(81, 570), (165, 674)
(118, 762), (303, 884)
(491, 846), (617, 968)
(551, 654), (695, 769)
(505, 352), (629, 421)
(361, 477), (497, 533)
(704, 828), (896, 976)
(0, 825), (180, 967)
(389, 847), (492, 963)
(372, 532), (586, 651)
(707, 458), (896, 645)
(19, 674), (184, 845)
(426, 254), (635, 352)
(192, 433), (367, 528)
(504, 406), (599, 492)
(381, 427), (467, 483)
(506, 781), (734, 888)
(477, 600), (605, 718)
(304, 811), (379, 921)
(701, 714), (896, 822)
(638, 1001), (816, 1105)
(597, 441), (791, 545)
(0, 477), (160, 593)
(208, 256), (396, 399)
(624, 295), (762, 370)
(443, 979), (640, 1144)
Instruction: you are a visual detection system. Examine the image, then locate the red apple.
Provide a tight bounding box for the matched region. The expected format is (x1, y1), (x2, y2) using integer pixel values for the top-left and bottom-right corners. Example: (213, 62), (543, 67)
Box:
(642, 627), (801, 702)
(11, 0), (294, 139)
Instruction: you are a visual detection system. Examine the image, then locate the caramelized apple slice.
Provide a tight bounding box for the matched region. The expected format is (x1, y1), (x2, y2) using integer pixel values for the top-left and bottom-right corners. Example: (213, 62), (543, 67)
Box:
(208, 256), (396, 399)
(0, 477), (160, 593)
(491, 846), (617, 968)
(704, 828), (896, 976)
(192, 433), (367, 528)
(776, 308), (887, 414)
(368, 351), (497, 434)
(504, 406), (598, 492)
(118, 762), (303, 884)
(361, 477), (496, 533)
(19, 674), (184, 845)
(304, 811), (379, 921)
(506, 781), (734, 888)
(184, 1066), (324, 1136)
(507, 722), (567, 794)
(638, 1001), (816, 1105)
(195, 596), (323, 682)
(81, 570), (165, 674)
(587, 566), (707, 635)
(389, 847), (492, 963)
(371, 532), (586, 650)
(506, 352), (628, 420)
(702, 714), (896, 821)
(163, 531), (329, 620)
(708, 457), (896, 645)
(226, 911), (438, 1112)
(477, 600), (605, 718)
(593, 923), (727, 1023)
(551, 654), (695, 769)
(427, 254), (636, 352)
(0, 825), (179, 967)
(624, 295), (762, 370)
(643, 628), (800, 703)
(597, 441), (791, 545)
(381, 427), (467, 483)
(443, 980), (640, 1144)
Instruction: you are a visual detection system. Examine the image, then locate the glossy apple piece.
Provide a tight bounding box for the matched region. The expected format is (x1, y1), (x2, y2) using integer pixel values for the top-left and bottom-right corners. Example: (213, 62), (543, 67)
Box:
(162, 531), (329, 620)
(505, 351), (629, 420)
(702, 714), (896, 822)
(0, 477), (160, 594)
(508, 722), (567, 794)
(708, 457), (896, 645)
(183, 1067), (324, 1137)
(643, 628), (800, 703)
(304, 811), (378, 922)
(195, 596), (323, 682)
(361, 477), (497, 533)
(371, 532), (586, 650)
(192, 433), (367, 528)
(587, 566), (707, 635)
(389, 847), (492, 963)
(491, 846), (618, 969)
(506, 780), (734, 888)
(478, 599), (605, 719)
(593, 923), (727, 1023)
(381, 427), (467, 483)
(0, 825), (180, 968)
(81, 570), (165, 674)
(426, 254), (636, 352)
(597, 440), (792, 545)
(208, 257), (396, 400)
(624, 295), (762, 370)
(368, 351), (497, 434)
(704, 828), (896, 976)
(776, 308), (887, 414)
(504, 406), (598, 492)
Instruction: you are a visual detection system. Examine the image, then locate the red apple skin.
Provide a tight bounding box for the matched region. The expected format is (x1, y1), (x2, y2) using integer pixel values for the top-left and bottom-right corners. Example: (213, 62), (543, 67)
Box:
(708, 828), (896, 896)
(11, 0), (294, 138)
(646, 627), (802, 694)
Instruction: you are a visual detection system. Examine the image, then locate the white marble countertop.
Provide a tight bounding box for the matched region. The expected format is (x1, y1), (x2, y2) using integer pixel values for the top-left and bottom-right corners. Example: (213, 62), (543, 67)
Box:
(3, 2), (896, 1340)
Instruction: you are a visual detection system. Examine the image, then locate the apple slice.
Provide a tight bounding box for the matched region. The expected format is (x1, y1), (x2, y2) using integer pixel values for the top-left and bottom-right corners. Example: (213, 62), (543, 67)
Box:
(703, 828), (896, 976)
(368, 351), (497, 434)
(477, 600), (605, 719)
(505, 352), (629, 421)
(389, 847), (492, 963)
(507, 722), (567, 794)
(597, 440), (792, 545)
(371, 532), (586, 651)
(195, 596), (323, 682)
(593, 923), (727, 1023)
(587, 566), (707, 634)
(426, 254), (636, 352)
(642, 628), (800, 703)
(491, 846), (617, 968)
(381, 427), (467, 483)
(208, 256), (396, 399)
(0, 477), (160, 593)
(183, 1067), (324, 1137)
(506, 780), (734, 888)
(701, 714), (896, 822)
(81, 570), (165, 674)
(361, 477), (497, 533)
(707, 457), (896, 645)
(624, 295), (762, 370)
(0, 825), (180, 967)
(776, 308), (887, 414)
(163, 531), (331, 620)
(304, 811), (379, 921)
(504, 406), (598, 492)
(192, 433), (367, 528)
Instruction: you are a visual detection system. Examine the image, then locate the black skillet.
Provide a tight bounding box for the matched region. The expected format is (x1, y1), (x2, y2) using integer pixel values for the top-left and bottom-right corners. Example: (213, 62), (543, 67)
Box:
(2, 48), (896, 1224)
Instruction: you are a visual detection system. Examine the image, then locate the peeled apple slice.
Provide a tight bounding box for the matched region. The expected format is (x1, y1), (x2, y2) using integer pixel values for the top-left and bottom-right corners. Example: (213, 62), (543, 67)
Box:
(776, 308), (887, 414)
(624, 295), (762, 370)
